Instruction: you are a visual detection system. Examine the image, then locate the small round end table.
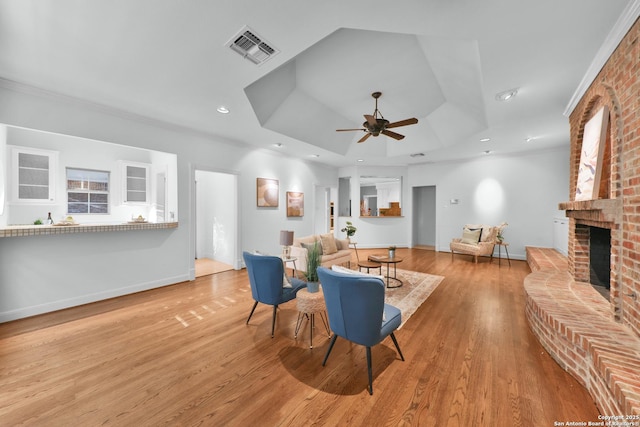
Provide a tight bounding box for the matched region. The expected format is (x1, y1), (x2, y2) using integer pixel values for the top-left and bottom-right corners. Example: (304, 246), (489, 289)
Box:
(495, 242), (511, 267)
(350, 241), (382, 274)
(368, 255), (403, 288)
(295, 287), (330, 348)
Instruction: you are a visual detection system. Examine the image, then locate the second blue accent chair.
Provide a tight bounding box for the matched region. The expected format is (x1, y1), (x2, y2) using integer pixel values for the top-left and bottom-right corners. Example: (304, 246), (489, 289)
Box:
(243, 251), (307, 337)
(316, 267), (405, 395)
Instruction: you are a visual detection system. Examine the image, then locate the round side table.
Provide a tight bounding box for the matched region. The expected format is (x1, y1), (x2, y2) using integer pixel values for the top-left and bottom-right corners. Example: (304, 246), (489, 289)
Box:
(496, 242), (511, 267)
(368, 255), (403, 288)
(281, 256), (298, 278)
(294, 287), (331, 348)
(350, 241), (382, 274)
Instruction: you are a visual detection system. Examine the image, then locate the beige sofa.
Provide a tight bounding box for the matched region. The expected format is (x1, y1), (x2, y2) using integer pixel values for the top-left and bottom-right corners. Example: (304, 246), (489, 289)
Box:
(450, 224), (498, 263)
(289, 233), (352, 274)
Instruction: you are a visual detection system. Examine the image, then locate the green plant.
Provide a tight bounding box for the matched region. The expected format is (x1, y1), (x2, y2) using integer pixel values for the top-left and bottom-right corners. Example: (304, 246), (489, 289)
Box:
(340, 221), (357, 237)
(306, 242), (322, 282)
(33, 219), (43, 225)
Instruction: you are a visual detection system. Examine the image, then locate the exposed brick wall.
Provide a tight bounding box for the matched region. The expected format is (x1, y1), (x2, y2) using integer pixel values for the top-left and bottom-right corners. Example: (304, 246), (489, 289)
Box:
(567, 17), (640, 336)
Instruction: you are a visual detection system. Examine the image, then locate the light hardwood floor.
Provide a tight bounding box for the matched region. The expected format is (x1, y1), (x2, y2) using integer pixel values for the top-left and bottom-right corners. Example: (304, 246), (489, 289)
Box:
(0, 248), (599, 426)
(195, 257), (234, 277)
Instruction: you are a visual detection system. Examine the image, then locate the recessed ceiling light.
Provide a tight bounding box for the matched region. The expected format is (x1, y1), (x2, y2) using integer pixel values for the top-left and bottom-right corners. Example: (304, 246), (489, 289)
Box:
(483, 150), (492, 155)
(216, 106), (230, 114)
(357, 159), (364, 162)
(480, 138), (491, 142)
(525, 137), (534, 143)
(495, 88), (518, 101)
(274, 143), (283, 148)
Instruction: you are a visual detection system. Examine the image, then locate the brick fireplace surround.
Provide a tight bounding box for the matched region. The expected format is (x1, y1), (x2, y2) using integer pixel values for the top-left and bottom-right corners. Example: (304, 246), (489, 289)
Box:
(524, 18), (640, 416)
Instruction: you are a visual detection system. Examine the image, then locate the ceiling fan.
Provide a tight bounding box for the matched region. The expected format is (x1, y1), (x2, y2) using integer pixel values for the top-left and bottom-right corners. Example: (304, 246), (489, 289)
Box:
(336, 91), (419, 143)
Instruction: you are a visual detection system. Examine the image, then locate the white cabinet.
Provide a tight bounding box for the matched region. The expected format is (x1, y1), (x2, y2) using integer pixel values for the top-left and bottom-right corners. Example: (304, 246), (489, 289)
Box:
(121, 161), (150, 204)
(10, 146), (58, 204)
(553, 217), (569, 256)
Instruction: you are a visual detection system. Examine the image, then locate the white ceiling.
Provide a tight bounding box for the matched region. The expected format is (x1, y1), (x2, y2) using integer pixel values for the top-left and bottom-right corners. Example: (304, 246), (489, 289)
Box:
(0, 0), (634, 167)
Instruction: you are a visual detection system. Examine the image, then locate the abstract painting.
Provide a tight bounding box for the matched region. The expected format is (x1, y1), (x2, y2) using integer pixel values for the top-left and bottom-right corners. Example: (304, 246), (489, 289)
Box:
(286, 191), (304, 217)
(257, 178), (279, 207)
(575, 106), (609, 201)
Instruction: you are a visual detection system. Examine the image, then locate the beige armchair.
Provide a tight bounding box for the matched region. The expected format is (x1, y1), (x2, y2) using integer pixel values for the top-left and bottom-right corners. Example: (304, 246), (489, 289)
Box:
(450, 224), (498, 263)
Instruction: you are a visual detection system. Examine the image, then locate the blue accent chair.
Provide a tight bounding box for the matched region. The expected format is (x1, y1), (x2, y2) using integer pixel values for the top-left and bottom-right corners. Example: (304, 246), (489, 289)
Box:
(243, 251), (307, 337)
(317, 267), (405, 395)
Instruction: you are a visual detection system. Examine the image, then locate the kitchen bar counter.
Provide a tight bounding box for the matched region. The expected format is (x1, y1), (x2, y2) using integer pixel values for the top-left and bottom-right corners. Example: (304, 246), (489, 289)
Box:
(0, 222), (178, 238)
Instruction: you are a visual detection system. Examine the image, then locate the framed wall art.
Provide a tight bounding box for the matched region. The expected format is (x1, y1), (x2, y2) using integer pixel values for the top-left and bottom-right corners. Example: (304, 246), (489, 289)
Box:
(256, 178), (279, 207)
(286, 191), (304, 217)
(575, 105), (609, 201)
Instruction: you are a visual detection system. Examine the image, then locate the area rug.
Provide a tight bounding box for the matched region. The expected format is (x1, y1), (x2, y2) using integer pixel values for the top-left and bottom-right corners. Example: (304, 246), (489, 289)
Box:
(384, 269), (444, 328)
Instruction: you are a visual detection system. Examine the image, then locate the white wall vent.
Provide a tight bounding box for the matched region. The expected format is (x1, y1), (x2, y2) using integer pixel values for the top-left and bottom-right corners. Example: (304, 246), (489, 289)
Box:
(227, 26), (279, 65)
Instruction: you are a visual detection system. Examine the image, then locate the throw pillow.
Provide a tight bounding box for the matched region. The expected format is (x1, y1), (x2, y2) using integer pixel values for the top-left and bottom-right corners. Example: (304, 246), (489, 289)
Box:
(460, 227), (481, 245)
(320, 233), (338, 255)
(301, 241), (322, 253)
(283, 273), (292, 288)
(465, 224), (485, 242)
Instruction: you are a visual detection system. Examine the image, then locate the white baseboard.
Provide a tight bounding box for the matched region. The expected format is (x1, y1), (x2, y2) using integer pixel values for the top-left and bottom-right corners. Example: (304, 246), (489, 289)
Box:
(0, 274), (190, 323)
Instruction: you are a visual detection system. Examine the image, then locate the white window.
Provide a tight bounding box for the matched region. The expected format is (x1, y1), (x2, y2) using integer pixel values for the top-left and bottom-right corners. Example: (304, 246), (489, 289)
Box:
(66, 168), (110, 214)
(121, 162), (149, 204)
(10, 146), (58, 203)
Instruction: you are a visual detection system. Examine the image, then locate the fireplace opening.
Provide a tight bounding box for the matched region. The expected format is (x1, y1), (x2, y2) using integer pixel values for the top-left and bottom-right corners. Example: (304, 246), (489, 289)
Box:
(589, 226), (611, 298)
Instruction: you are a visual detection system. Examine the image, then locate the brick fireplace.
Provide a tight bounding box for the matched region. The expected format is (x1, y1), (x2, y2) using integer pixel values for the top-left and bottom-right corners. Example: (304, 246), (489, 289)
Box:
(560, 199), (623, 318)
(558, 16), (640, 336)
(524, 15), (640, 416)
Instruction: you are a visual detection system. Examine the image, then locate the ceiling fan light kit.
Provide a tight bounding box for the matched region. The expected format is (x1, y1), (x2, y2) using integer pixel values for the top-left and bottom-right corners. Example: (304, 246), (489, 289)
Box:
(336, 92), (418, 143)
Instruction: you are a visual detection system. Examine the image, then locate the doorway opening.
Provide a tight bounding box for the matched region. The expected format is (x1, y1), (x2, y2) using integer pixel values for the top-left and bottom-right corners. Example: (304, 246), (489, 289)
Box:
(314, 186), (334, 235)
(412, 185), (436, 250)
(193, 169), (238, 277)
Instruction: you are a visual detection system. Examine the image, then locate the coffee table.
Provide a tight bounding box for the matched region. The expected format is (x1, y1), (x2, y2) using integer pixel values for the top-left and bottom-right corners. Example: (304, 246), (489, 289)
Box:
(368, 255), (403, 288)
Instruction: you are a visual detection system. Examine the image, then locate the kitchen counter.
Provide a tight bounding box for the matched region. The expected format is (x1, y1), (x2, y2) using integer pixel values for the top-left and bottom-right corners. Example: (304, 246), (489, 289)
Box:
(0, 222), (178, 238)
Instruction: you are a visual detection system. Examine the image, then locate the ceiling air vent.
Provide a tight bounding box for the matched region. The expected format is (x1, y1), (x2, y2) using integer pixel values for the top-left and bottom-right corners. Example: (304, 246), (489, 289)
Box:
(227, 26), (279, 65)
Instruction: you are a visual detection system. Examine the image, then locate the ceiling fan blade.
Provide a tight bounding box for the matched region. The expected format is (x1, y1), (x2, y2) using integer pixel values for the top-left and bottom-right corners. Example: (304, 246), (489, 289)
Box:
(357, 133), (372, 143)
(364, 114), (377, 127)
(336, 128), (366, 132)
(386, 117), (418, 129)
(382, 129), (405, 140)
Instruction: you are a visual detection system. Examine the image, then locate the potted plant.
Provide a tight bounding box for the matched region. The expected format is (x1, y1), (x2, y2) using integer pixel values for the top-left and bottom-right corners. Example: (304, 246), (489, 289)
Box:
(340, 221), (357, 240)
(388, 245), (397, 259)
(496, 221), (508, 243)
(305, 241), (322, 293)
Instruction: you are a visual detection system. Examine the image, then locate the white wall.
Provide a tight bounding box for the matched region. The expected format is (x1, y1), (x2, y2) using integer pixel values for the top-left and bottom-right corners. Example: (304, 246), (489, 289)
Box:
(0, 125), (6, 216)
(0, 84), (337, 321)
(408, 148), (570, 260)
